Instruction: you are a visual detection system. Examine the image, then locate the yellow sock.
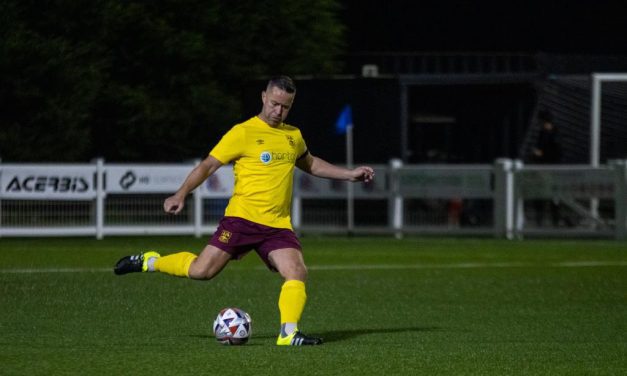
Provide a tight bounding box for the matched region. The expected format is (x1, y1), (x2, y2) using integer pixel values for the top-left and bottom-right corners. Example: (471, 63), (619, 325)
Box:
(278, 280), (307, 328)
(154, 252), (197, 278)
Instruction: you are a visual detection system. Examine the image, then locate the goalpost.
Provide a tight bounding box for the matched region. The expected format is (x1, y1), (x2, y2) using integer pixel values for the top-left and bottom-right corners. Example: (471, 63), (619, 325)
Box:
(590, 73), (627, 167)
(589, 73), (627, 220)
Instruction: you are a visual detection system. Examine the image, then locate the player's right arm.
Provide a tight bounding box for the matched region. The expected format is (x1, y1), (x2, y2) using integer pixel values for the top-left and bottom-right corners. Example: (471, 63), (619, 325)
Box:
(164, 155), (223, 215)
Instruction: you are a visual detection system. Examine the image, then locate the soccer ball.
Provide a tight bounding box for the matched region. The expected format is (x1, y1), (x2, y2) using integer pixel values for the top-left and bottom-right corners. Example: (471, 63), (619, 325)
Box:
(212, 307), (252, 345)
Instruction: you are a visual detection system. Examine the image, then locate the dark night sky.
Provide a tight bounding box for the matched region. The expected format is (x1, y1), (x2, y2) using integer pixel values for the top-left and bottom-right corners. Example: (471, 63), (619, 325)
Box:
(341, 1), (627, 55)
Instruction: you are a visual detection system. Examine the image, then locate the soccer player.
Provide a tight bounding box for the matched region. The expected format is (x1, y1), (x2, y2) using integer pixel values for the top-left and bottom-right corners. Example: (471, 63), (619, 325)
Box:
(114, 75), (375, 346)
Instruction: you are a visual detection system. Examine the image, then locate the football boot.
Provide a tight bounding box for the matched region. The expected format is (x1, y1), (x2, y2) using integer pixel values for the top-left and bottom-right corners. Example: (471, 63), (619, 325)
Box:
(114, 251), (160, 275)
(276, 330), (323, 346)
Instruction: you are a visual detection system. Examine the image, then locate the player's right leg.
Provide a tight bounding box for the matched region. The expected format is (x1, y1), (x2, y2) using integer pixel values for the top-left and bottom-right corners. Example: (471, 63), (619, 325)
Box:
(114, 244), (230, 280)
(269, 248), (323, 346)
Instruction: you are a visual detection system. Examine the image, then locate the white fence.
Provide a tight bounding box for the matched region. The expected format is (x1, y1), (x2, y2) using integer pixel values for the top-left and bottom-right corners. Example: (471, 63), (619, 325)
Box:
(1, 159), (626, 239)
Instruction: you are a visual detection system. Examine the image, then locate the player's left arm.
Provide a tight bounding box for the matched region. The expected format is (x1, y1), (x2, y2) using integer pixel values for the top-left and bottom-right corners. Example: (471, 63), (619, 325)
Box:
(296, 152), (374, 183)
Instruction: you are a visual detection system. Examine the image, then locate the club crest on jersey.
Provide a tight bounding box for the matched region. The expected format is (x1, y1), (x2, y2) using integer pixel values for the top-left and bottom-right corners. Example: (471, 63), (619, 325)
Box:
(219, 230), (232, 243)
(260, 151), (272, 164)
(286, 135), (295, 148)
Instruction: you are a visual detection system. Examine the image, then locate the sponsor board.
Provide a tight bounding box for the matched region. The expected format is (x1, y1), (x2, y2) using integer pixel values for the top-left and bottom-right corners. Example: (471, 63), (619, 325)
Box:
(397, 168), (493, 198)
(294, 169), (387, 198)
(0, 165), (96, 199)
(106, 165), (192, 193)
(517, 169), (615, 199)
(106, 165), (234, 196)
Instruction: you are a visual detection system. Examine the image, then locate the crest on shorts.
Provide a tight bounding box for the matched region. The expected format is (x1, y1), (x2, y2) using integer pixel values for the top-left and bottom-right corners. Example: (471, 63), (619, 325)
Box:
(219, 230), (232, 243)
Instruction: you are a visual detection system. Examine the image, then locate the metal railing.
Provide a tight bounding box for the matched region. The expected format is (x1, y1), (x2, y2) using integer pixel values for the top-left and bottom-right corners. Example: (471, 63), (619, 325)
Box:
(1, 159), (625, 239)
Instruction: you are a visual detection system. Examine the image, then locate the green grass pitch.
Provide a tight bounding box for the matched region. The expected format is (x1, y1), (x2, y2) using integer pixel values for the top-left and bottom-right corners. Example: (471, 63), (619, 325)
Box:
(1, 236), (626, 375)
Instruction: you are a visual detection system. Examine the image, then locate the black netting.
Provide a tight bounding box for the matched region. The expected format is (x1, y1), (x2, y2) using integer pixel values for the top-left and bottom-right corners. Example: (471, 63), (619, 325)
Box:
(521, 76), (627, 164)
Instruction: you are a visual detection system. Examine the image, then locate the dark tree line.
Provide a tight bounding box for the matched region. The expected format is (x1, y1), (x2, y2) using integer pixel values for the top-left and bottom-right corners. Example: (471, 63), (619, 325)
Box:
(0, 0), (345, 162)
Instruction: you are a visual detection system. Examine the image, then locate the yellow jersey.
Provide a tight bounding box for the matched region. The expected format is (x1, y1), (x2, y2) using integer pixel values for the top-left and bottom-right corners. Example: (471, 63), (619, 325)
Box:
(209, 116), (308, 230)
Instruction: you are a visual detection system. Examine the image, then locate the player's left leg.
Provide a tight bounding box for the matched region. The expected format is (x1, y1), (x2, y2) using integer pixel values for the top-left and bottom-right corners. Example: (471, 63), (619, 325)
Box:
(269, 248), (323, 346)
(115, 217), (248, 278)
(113, 245), (231, 279)
(114, 251), (162, 275)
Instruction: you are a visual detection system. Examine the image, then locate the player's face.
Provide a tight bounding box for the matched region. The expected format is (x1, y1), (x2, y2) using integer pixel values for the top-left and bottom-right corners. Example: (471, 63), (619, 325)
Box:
(260, 86), (295, 126)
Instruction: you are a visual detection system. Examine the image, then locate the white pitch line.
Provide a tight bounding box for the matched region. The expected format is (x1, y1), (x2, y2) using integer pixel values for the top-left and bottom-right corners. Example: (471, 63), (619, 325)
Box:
(0, 267), (111, 274)
(556, 261), (627, 267)
(1, 261), (626, 274)
(308, 262), (531, 270)
(308, 261), (627, 270)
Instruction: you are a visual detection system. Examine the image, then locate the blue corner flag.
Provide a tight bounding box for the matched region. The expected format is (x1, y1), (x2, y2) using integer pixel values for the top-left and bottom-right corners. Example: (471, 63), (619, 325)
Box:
(335, 105), (353, 135)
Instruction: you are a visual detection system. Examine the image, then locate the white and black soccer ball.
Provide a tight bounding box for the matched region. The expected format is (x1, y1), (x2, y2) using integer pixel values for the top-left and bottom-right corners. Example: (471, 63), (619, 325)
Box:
(212, 307), (252, 345)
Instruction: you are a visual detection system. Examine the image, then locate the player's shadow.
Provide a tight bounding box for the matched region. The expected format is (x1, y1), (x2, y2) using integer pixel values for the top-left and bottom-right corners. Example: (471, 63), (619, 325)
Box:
(189, 334), (266, 346)
(318, 326), (443, 343)
(189, 326), (443, 343)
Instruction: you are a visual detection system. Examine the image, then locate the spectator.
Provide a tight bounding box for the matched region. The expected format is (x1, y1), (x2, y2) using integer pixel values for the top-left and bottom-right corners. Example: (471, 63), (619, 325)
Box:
(532, 111), (561, 164)
(531, 111), (563, 227)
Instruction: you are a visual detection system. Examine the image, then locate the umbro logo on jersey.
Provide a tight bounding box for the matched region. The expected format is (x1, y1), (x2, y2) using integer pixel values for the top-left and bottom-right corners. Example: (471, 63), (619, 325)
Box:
(256, 139), (265, 145)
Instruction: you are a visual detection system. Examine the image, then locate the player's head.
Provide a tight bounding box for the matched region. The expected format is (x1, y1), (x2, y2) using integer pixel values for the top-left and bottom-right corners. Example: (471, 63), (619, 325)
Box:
(267, 75), (296, 94)
(260, 76), (296, 126)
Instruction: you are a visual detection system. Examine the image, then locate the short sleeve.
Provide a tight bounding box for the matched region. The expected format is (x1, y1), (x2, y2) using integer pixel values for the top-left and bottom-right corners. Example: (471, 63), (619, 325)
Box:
(209, 125), (245, 164)
(296, 130), (308, 159)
